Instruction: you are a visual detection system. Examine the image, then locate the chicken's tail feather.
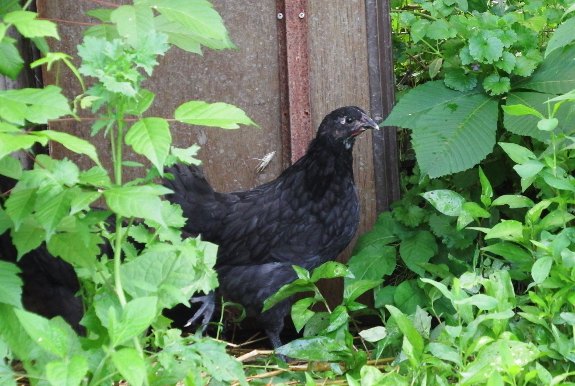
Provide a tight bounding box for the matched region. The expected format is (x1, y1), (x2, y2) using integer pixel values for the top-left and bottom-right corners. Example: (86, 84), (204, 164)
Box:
(163, 163), (225, 239)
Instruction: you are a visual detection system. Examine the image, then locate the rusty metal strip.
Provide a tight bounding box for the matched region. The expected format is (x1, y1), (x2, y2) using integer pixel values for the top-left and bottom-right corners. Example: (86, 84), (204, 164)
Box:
(365, 0), (401, 212)
(277, 0), (312, 165)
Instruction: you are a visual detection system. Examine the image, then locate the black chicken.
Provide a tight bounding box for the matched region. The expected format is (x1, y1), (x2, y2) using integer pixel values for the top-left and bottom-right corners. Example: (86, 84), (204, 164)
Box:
(163, 106), (378, 349)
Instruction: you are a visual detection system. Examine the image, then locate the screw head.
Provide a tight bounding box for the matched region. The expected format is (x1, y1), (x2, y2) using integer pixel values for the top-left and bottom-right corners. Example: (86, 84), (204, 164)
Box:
(277, 13), (284, 19)
(298, 12), (305, 18)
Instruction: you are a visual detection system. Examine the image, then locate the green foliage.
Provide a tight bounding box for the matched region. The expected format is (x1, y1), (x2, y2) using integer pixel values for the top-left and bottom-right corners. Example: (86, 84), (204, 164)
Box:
(0, 1), (255, 385)
(387, 0), (575, 178)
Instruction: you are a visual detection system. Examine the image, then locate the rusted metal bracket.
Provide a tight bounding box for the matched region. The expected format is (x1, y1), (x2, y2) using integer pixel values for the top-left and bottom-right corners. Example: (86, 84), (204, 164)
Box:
(365, 0), (401, 212)
(276, 0), (313, 166)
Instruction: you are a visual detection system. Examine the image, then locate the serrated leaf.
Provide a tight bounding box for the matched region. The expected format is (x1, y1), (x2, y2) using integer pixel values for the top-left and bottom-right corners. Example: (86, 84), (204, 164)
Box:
(411, 92), (498, 178)
(14, 308), (69, 358)
(444, 68), (478, 92)
(4, 11), (59, 39)
(426, 19), (456, 39)
(125, 118), (171, 175)
(545, 19), (575, 58)
(35, 189), (75, 241)
(0, 38), (24, 80)
(110, 4), (154, 48)
(0, 261), (22, 308)
(483, 74), (510, 95)
(517, 45), (575, 94)
(35, 130), (102, 167)
(0, 86), (72, 125)
(346, 245), (396, 283)
(468, 34), (503, 63)
(10, 218), (45, 258)
(4, 188), (36, 230)
(47, 231), (100, 269)
(104, 185), (171, 227)
(175, 101), (258, 129)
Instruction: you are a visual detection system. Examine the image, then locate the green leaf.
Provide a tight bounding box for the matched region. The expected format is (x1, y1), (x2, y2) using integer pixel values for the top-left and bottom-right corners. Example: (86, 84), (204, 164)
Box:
(386, 305), (424, 365)
(483, 74), (510, 95)
(275, 336), (351, 362)
(0, 261), (22, 308)
(46, 356), (89, 386)
(444, 68), (478, 92)
(10, 218), (45, 258)
(0, 155), (22, 179)
(491, 195), (534, 208)
(513, 160), (544, 179)
(47, 231), (101, 270)
(34, 189), (73, 241)
(454, 294), (498, 310)
(34, 130), (102, 167)
(359, 326), (387, 342)
(111, 348), (146, 386)
(494, 51), (516, 73)
(104, 185), (171, 227)
(4, 11), (59, 39)
(545, 18), (575, 58)
(149, 0), (230, 41)
(537, 118), (558, 132)
(310, 261), (349, 282)
(291, 298), (316, 332)
(502, 104), (542, 118)
(399, 231), (437, 276)
(412, 92), (498, 177)
(14, 308), (69, 358)
(0, 38), (24, 80)
(110, 4), (154, 48)
(468, 34), (503, 63)
(485, 220), (524, 242)
(109, 296), (157, 346)
(175, 101), (258, 129)
(517, 45), (575, 94)
(347, 245), (396, 284)
(426, 19), (457, 39)
(428, 342), (462, 366)
(125, 118), (171, 175)
(0, 86), (72, 125)
(422, 189), (466, 216)
(344, 280), (382, 304)
(394, 280), (427, 315)
(498, 142), (535, 164)
(4, 188), (36, 230)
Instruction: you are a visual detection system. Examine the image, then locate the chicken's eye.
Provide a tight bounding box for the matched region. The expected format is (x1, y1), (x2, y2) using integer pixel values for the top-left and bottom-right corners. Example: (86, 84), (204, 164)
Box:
(345, 116), (354, 124)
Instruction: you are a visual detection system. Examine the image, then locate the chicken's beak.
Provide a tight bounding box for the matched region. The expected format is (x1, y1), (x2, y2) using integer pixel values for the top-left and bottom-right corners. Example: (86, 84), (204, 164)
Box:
(352, 113), (379, 136)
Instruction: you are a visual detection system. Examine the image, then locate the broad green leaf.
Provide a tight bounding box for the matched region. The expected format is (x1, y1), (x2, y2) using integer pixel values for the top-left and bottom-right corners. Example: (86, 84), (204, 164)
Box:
(399, 231), (437, 276)
(150, 0), (229, 40)
(394, 280), (427, 315)
(398, 86), (498, 177)
(104, 185), (171, 227)
(175, 101), (258, 129)
(4, 11), (59, 39)
(46, 356), (88, 386)
(517, 45), (575, 94)
(263, 280), (316, 312)
(482, 243), (533, 269)
(109, 296), (157, 346)
(14, 308), (69, 358)
(423, 189), (465, 216)
(34, 130), (101, 167)
(531, 256), (553, 284)
(47, 231), (101, 270)
(468, 34), (504, 63)
(420, 278), (454, 301)
(426, 19), (456, 40)
(344, 280), (382, 304)
(275, 336), (351, 361)
(4, 187), (36, 230)
(484, 220), (524, 242)
(34, 189), (74, 241)
(10, 218), (45, 258)
(0, 86), (71, 125)
(346, 245), (396, 284)
(545, 18), (575, 58)
(428, 342), (462, 366)
(491, 195), (534, 208)
(0, 38), (24, 80)
(111, 348), (146, 386)
(0, 261), (22, 308)
(0, 132), (47, 159)
(325, 305), (349, 332)
(454, 294), (498, 310)
(359, 326), (387, 342)
(483, 74), (510, 95)
(125, 117), (171, 175)
(291, 298), (316, 332)
(110, 4), (154, 48)
(498, 142), (535, 164)
(0, 155), (22, 179)
(310, 261), (349, 282)
(502, 104), (543, 118)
